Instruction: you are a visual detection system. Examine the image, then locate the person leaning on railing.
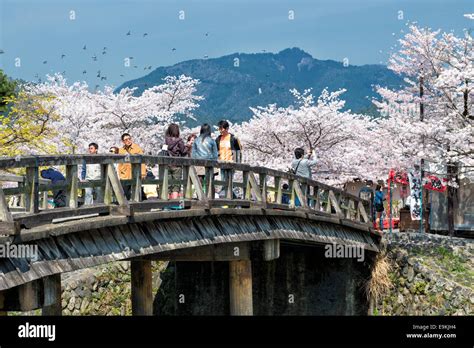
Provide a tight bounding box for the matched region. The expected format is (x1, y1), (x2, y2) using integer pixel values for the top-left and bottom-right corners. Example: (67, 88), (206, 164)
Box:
(117, 133), (146, 200)
(215, 120), (242, 199)
(191, 124), (218, 194)
(164, 124), (189, 200)
(81, 142), (102, 205)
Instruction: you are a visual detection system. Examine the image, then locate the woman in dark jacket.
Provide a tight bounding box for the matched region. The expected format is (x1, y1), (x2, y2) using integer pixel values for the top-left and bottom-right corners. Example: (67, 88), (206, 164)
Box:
(165, 124), (188, 199)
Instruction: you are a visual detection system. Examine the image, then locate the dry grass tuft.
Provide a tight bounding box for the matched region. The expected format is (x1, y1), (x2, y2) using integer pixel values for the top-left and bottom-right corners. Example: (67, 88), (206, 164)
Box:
(365, 252), (393, 304)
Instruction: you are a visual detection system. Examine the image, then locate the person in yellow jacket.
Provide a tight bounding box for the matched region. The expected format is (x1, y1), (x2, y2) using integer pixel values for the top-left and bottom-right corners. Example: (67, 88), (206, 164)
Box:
(118, 133), (146, 200)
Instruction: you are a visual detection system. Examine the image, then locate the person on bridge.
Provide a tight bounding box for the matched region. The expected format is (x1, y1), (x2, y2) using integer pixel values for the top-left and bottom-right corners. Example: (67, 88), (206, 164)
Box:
(291, 148), (317, 207)
(165, 124), (189, 200)
(192, 124), (218, 193)
(118, 133), (146, 200)
(216, 120), (242, 199)
(40, 168), (66, 208)
(81, 143), (102, 205)
(291, 147), (317, 179)
(374, 184), (386, 232)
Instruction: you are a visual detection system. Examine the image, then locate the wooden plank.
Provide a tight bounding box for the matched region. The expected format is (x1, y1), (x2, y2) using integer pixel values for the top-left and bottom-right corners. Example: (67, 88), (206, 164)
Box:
(0, 187), (14, 223)
(131, 259), (153, 316)
(107, 164), (128, 207)
(65, 165), (78, 209)
(188, 166), (205, 202)
(259, 173), (268, 207)
(247, 171), (263, 202)
(293, 180), (308, 209)
(357, 201), (370, 223)
(328, 190), (344, 217)
(15, 204), (110, 229)
(229, 260), (253, 316)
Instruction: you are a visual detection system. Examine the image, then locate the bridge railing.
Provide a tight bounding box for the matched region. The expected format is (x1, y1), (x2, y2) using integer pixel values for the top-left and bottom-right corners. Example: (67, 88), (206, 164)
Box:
(0, 155), (372, 235)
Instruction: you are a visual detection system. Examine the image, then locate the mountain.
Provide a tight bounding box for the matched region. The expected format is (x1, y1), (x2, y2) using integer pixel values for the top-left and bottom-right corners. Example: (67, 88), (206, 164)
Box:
(116, 48), (404, 126)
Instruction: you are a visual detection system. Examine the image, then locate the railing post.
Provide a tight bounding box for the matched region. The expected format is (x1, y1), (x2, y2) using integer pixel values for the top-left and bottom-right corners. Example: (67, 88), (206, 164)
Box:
(205, 166), (215, 199)
(158, 165), (169, 200)
(224, 168), (234, 200)
(25, 167), (39, 214)
(259, 173), (267, 208)
(275, 176), (282, 204)
(131, 163), (143, 202)
(66, 165), (78, 208)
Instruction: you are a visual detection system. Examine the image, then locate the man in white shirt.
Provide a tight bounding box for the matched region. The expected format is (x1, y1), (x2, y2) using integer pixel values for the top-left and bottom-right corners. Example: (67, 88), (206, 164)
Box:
(82, 143), (102, 205)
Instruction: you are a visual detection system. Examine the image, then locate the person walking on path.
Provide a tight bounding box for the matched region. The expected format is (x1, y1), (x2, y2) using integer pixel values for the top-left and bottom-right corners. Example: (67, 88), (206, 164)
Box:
(118, 133), (146, 200)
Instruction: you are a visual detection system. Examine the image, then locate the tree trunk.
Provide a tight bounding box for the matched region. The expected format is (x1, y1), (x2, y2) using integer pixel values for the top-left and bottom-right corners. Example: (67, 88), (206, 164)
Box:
(447, 162), (457, 237)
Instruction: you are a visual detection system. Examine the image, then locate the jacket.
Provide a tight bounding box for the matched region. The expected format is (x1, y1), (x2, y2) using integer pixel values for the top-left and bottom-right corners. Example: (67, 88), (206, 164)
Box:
(40, 168), (66, 207)
(191, 136), (218, 160)
(118, 143), (146, 180)
(165, 137), (188, 157)
(291, 157), (317, 179)
(215, 133), (242, 163)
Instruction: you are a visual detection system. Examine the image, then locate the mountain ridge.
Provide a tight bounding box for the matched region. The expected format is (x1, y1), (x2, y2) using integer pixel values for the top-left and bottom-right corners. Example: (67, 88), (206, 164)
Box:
(116, 48), (404, 125)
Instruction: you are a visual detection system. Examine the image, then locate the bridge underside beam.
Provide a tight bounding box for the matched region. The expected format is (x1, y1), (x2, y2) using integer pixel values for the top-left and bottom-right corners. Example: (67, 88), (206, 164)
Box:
(229, 260), (253, 316)
(131, 259), (153, 316)
(137, 242), (250, 262)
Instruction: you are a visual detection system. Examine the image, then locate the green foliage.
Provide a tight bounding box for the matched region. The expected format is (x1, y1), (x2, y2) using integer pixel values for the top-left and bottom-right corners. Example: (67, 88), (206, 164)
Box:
(0, 69), (18, 114)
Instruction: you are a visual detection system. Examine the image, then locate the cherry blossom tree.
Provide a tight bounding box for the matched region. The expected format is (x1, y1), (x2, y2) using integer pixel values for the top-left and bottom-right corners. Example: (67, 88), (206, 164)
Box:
(24, 74), (203, 154)
(92, 75), (203, 151)
(373, 23), (474, 235)
(235, 88), (383, 186)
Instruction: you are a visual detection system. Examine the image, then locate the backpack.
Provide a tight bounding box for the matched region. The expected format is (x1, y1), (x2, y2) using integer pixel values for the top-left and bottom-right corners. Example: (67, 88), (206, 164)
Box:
(288, 159), (302, 175)
(158, 144), (170, 157)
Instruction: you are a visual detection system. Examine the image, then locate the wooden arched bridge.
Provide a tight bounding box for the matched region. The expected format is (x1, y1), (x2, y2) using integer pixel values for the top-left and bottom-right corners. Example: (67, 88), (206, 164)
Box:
(0, 155), (380, 315)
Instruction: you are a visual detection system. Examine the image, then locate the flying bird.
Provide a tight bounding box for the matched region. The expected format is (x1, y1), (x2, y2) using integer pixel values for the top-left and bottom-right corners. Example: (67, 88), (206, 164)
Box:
(126, 30), (131, 36)
(61, 54), (66, 59)
(102, 51), (107, 55)
(205, 32), (209, 36)
(96, 70), (101, 77)
(133, 65), (138, 68)
(43, 60), (47, 64)
(171, 48), (176, 52)
(143, 33), (148, 37)
(95, 84), (99, 89)
(204, 55), (208, 59)
(82, 70), (87, 74)
(0, 49), (4, 54)
(92, 55), (97, 61)
(101, 76), (107, 81)
(120, 74), (124, 77)
(83, 45), (87, 50)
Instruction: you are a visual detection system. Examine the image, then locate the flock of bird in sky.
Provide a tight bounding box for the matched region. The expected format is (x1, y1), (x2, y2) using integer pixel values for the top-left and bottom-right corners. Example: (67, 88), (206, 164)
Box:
(0, 30), (212, 90)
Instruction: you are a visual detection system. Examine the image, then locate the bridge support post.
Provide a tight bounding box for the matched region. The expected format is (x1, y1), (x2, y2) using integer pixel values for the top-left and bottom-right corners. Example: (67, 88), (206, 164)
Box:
(229, 260), (253, 316)
(131, 259), (153, 316)
(42, 274), (62, 316)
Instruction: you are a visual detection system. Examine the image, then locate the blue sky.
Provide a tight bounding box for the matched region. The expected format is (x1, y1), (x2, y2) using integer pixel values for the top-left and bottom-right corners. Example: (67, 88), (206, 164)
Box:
(0, 0), (472, 89)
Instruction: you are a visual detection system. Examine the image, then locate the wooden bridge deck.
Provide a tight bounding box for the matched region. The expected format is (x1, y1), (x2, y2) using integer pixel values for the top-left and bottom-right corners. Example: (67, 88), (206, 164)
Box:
(0, 155), (380, 291)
